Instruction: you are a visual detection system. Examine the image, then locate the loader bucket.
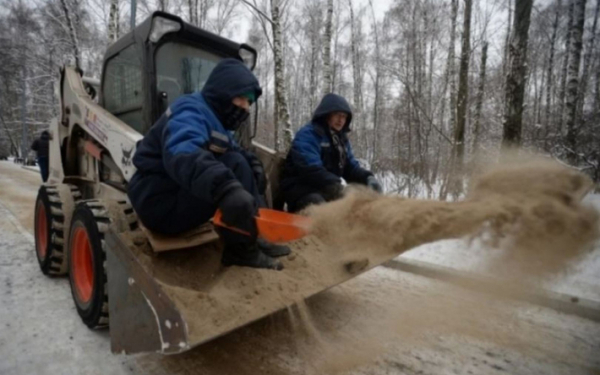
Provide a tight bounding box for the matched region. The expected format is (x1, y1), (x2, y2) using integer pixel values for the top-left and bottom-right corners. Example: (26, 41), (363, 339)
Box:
(104, 227), (400, 355)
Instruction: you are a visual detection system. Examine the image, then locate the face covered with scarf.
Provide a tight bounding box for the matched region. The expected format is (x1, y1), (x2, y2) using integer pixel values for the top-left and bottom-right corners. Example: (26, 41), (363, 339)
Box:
(225, 91), (255, 131)
(201, 58), (262, 132)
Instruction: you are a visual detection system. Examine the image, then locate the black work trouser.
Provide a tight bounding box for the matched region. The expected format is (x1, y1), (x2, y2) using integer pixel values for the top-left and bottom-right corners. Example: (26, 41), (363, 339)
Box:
(136, 151), (263, 237)
(38, 156), (49, 182)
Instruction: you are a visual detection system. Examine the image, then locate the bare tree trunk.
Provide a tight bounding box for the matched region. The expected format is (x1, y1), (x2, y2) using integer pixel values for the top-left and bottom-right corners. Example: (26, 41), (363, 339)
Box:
(439, 0), (459, 201)
(565, 0), (588, 160)
(109, 0), (120, 42)
(577, 0), (599, 118)
(0, 112), (18, 154)
(60, 0), (81, 69)
(309, 12), (319, 110)
(331, 7), (341, 92)
(501, 0), (533, 148)
(545, 0), (562, 128)
(322, 0), (334, 95)
(453, 0), (472, 174)
(559, 1), (575, 132)
(472, 41), (488, 153)
(535, 57), (546, 127)
(596, 58), (600, 113)
(270, 0), (292, 151)
(503, 0), (513, 80)
(162, 0), (170, 12)
(199, 0), (208, 28)
(369, 0), (381, 166)
(188, 0), (196, 24)
(349, 0), (364, 155)
(349, 0), (362, 123)
(448, 0), (458, 137)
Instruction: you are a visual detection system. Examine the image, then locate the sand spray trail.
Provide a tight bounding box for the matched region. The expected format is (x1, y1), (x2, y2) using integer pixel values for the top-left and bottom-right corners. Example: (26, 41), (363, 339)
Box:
(307, 156), (598, 279)
(282, 156), (600, 373)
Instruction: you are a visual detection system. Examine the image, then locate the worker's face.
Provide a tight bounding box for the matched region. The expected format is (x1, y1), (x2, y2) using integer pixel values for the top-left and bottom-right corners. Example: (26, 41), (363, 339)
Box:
(232, 96), (251, 112)
(327, 112), (347, 132)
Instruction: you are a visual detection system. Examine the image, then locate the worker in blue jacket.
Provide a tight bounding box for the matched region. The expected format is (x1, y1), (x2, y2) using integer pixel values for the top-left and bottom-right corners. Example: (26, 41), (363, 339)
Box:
(128, 58), (288, 270)
(280, 93), (382, 212)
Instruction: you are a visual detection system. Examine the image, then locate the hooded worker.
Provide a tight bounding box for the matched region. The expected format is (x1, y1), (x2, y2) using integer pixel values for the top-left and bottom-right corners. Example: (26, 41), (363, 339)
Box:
(31, 130), (50, 182)
(280, 93), (382, 212)
(128, 58), (289, 270)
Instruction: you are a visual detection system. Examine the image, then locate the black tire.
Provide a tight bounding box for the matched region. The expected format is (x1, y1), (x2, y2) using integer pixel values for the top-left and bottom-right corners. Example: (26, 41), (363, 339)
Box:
(34, 186), (54, 274)
(34, 185), (81, 275)
(68, 201), (110, 329)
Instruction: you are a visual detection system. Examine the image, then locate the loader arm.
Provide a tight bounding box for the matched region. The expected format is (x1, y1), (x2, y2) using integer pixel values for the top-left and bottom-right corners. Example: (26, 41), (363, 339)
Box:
(58, 66), (142, 184)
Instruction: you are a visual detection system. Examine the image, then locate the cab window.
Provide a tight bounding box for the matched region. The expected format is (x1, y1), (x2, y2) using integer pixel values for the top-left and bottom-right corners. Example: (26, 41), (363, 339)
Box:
(103, 44), (145, 132)
(155, 42), (221, 106)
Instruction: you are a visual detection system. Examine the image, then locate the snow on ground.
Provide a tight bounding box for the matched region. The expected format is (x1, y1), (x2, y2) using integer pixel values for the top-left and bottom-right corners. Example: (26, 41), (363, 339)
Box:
(1, 160), (599, 374)
(0, 199), (127, 375)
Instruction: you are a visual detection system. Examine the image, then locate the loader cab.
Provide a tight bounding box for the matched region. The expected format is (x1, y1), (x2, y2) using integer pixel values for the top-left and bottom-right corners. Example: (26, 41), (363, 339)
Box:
(99, 12), (257, 136)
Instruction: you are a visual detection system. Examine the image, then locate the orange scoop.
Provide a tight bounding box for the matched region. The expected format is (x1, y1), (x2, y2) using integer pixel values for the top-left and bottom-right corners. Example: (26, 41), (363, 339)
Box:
(213, 208), (311, 243)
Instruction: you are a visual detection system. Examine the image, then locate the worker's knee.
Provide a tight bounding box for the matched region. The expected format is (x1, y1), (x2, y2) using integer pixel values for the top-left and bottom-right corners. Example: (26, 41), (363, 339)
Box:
(219, 150), (248, 167)
(219, 150), (257, 194)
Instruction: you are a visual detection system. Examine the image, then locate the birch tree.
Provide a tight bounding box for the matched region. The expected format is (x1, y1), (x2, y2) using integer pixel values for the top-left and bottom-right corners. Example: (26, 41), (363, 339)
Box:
(369, 0), (381, 166)
(308, 1), (322, 110)
(59, 0), (81, 69)
(453, 0), (473, 176)
(322, 0), (334, 95)
(472, 41), (488, 153)
(270, 0), (293, 151)
(558, 1), (575, 130)
(188, 0), (198, 24)
(348, 0), (364, 146)
(545, 0), (562, 128)
(109, 0), (120, 42)
(577, 0), (599, 119)
(502, 0), (534, 148)
(240, 0), (293, 151)
(447, 0), (458, 137)
(565, 0), (587, 159)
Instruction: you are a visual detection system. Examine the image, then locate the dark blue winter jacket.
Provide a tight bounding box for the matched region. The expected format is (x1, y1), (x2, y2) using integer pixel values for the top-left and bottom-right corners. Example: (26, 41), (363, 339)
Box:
(127, 58), (262, 226)
(280, 94), (372, 197)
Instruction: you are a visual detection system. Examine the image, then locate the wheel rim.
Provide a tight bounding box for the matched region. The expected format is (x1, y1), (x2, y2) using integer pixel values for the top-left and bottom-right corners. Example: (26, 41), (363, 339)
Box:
(72, 226), (94, 304)
(36, 202), (47, 259)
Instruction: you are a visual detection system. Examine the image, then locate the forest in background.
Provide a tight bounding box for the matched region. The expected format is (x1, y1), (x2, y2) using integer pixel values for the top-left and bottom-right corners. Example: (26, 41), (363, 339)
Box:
(0, 0), (599, 198)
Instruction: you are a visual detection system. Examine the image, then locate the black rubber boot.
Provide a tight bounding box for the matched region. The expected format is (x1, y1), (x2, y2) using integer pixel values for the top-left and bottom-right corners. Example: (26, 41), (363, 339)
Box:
(222, 243), (284, 270)
(257, 238), (291, 258)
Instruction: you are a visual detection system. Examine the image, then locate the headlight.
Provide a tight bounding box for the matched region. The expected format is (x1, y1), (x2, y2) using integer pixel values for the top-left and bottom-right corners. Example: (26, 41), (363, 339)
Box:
(149, 16), (182, 43)
(239, 44), (257, 70)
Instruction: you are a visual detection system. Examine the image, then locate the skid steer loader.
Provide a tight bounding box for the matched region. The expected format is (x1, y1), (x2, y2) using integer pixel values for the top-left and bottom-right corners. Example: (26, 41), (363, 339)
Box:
(32, 11), (402, 355)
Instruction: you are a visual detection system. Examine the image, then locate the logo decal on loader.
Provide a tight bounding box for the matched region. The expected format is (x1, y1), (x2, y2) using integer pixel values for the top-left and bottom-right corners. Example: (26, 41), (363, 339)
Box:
(122, 145), (134, 167)
(84, 108), (108, 143)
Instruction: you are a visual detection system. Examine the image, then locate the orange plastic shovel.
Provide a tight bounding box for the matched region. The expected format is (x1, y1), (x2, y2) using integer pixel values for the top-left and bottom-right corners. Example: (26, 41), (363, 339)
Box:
(213, 208), (311, 243)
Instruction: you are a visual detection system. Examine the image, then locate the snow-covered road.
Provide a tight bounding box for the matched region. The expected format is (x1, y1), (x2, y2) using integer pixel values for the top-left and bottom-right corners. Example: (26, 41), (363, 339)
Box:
(1, 160), (599, 375)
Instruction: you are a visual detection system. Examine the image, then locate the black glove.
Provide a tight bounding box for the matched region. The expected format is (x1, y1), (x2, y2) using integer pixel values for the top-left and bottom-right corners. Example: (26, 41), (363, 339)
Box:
(366, 176), (383, 193)
(321, 182), (344, 201)
(218, 186), (258, 237)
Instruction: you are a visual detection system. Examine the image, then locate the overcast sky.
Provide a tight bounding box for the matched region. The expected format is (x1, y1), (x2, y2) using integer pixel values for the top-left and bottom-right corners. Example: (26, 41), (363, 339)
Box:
(228, 0), (395, 45)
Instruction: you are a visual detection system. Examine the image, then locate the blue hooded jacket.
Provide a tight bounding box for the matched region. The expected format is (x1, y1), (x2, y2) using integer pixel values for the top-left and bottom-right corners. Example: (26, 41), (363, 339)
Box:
(280, 93), (372, 196)
(127, 58), (262, 225)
